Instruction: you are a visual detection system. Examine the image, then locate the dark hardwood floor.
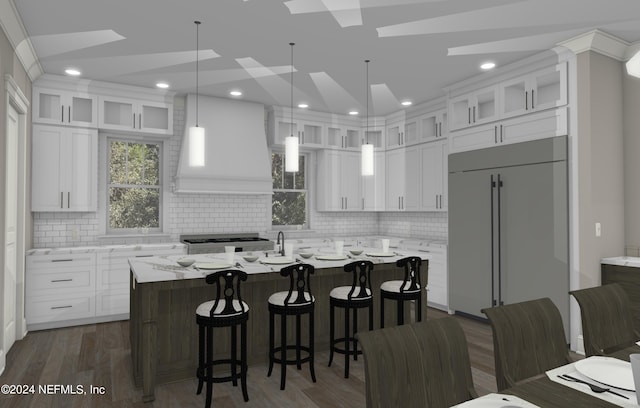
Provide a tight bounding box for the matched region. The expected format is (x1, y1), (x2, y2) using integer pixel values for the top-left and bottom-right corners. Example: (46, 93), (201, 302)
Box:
(0, 308), (497, 407)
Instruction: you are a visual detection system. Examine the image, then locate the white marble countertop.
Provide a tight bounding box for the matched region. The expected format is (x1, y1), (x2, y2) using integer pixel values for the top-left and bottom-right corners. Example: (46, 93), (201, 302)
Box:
(26, 242), (186, 256)
(601, 256), (640, 268)
(130, 247), (431, 284)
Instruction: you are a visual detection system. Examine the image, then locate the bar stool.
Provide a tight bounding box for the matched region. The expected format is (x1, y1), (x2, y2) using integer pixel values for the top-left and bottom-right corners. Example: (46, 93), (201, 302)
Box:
(267, 263), (316, 390)
(380, 257), (427, 328)
(196, 269), (249, 407)
(328, 260), (374, 378)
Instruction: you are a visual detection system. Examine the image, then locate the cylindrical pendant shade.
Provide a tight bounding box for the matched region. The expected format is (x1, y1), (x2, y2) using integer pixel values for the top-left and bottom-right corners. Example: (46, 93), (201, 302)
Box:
(361, 143), (374, 176)
(189, 126), (205, 167)
(285, 135), (299, 172)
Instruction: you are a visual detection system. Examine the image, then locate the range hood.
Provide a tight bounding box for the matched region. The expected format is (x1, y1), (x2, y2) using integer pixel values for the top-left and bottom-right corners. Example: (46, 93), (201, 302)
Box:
(174, 94), (272, 194)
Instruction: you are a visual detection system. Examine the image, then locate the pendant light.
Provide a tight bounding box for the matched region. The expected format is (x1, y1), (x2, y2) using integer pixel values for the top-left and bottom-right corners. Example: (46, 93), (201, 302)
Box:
(285, 42), (299, 172)
(188, 21), (205, 167)
(361, 59), (374, 176)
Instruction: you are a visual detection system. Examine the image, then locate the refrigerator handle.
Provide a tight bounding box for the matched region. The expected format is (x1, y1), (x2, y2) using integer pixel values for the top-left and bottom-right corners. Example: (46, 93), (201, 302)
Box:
(490, 174), (496, 307)
(497, 173), (504, 306)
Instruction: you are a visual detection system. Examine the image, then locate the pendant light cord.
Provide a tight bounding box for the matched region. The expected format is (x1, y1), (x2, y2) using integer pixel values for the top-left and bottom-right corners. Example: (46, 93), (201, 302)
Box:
(195, 21), (201, 127)
(290, 43), (295, 136)
(365, 59), (370, 144)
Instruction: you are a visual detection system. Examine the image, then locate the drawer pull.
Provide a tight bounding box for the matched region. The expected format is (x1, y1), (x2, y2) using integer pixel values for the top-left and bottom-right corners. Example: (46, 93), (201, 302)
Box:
(51, 259), (73, 262)
(51, 305), (73, 310)
(135, 254), (153, 258)
(51, 278), (73, 283)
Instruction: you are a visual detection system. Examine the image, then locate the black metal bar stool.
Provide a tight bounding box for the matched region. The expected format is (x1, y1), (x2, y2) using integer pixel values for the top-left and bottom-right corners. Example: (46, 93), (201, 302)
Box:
(196, 269), (249, 407)
(267, 263), (316, 390)
(380, 257), (427, 328)
(328, 260), (374, 378)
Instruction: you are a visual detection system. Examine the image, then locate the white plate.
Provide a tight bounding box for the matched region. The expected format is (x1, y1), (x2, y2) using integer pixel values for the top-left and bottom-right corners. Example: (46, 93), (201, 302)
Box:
(260, 257), (295, 265)
(195, 262), (232, 270)
(451, 393), (539, 407)
(574, 356), (635, 391)
(366, 252), (395, 257)
(315, 254), (348, 261)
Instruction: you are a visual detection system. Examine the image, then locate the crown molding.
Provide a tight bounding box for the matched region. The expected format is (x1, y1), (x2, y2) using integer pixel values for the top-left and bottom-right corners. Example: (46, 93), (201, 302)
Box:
(0, 0), (43, 80)
(557, 29), (629, 61)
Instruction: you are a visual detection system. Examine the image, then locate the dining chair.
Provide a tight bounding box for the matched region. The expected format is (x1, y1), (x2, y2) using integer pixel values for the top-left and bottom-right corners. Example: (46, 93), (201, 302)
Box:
(570, 283), (640, 357)
(481, 297), (571, 391)
(356, 317), (477, 408)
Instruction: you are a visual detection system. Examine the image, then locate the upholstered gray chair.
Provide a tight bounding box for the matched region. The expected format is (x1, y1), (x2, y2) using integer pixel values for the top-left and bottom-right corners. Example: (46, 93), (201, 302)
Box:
(482, 297), (571, 391)
(356, 317), (477, 408)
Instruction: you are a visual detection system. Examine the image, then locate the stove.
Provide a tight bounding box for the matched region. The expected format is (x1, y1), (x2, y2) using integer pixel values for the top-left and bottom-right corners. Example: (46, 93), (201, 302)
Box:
(180, 233), (274, 255)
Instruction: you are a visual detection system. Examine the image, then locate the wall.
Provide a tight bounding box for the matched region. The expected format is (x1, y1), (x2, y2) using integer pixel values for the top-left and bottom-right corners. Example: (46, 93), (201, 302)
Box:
(623, 70), (640, 254)
(32, 95), (445, 248)
(575, 51), (625, 288)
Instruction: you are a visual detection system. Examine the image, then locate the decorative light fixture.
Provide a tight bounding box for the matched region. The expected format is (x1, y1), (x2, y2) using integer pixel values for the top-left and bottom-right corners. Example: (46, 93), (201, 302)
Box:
(285, 42), (299, 172)
(361, 59), (374, 176)
(189, 21), (205, 167)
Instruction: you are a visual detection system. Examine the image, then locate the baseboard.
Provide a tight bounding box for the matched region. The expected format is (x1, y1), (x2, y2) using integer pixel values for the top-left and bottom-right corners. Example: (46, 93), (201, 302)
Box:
(27, 313), (129, 331)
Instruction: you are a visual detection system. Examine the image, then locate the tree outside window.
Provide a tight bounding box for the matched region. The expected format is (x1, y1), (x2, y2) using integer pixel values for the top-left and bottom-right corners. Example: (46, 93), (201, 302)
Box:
(272, 152), (307, 227)
(108, 140), (161, 231)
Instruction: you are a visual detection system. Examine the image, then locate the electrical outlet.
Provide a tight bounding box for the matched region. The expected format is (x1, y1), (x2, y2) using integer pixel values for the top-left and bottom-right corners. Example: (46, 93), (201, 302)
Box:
(72, 227), (80, 240)
(595, 222), (601, 237)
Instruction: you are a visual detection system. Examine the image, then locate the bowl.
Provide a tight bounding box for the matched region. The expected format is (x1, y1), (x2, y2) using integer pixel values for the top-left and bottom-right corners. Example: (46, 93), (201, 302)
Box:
(177, 258), (195, 267)
(242, 255), (259, 263)
(349, 249), (363, 256)
(298, 252), (314, 259)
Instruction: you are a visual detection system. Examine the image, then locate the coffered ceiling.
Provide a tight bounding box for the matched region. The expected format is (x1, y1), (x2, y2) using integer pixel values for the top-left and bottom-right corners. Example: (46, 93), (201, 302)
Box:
(13, 0), (640, 115)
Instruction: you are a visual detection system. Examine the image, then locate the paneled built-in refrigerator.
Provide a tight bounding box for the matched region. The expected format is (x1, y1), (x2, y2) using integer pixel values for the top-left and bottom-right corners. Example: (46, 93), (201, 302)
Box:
(448, 136), (569, 337)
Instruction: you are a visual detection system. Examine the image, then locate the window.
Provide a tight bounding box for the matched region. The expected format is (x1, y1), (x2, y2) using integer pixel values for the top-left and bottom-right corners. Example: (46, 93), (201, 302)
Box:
(272, 152), (307, 227)
(108, 139), (161, 232)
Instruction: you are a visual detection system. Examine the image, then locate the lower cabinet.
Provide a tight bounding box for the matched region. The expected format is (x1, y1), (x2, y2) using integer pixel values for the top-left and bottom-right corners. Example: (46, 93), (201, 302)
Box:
(424, 246), (449, 312)
(26, 244), (186, 330)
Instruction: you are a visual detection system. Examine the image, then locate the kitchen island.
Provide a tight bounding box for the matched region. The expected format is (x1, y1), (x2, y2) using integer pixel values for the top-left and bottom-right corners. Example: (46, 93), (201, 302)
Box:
(129, 249), (430, 401)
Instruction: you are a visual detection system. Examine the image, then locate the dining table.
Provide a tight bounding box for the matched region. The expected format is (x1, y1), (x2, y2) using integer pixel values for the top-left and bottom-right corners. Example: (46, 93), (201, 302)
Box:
(459, 344), (640, 407)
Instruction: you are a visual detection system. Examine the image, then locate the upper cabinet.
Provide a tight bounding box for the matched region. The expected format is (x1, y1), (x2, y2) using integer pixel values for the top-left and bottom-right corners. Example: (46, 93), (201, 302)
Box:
(449, 86), (498, 131)
(418, 109), (447, 142)
(500, 62), (568, 119)
(327, 125), (361, 150)
(98, 96), (172, 135)
(33, 87), (97, 128)
(268, 107), (325, 148)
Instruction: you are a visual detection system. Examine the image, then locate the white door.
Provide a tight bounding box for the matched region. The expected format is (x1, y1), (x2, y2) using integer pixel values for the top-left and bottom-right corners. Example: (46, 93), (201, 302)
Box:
(4, 104), (18, 353)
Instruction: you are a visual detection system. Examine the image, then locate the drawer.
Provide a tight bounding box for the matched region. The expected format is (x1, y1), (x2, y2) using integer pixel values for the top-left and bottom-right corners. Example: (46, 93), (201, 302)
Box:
(27, 253), (95, 270)
(27, 269), (92, 293)
(26, 294), (94, 324)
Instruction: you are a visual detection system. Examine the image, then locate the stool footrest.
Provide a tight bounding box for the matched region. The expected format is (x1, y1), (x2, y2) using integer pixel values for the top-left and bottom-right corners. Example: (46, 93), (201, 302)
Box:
(331, 337), (363, 356)
(270, 345), (313, 366)
(196, 359), (247, 384)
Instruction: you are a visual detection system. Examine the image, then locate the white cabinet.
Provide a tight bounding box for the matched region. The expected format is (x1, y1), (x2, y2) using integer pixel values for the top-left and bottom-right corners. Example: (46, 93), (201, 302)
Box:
(424, 246), (449, 312)
(31, 124), (97, 212)
(26, 253), (97, 325)
(386, 118), (418, 148)
(96, 246), (186, 316)
(500, 62), (568, 119)
(327, 125), (362, 150)
(385, 145), (421, 211)
(33, 87), (97, 127)
(418, 109), (447, 142)
(449, 86), (498, 130)
(449, 107), (567, 154)
(362, 152), (386, 211)
(316, 151), (362, 211)
(99, 96), (173, 135)
(268, 110), (325, 148)
(421, 141), (447, 211)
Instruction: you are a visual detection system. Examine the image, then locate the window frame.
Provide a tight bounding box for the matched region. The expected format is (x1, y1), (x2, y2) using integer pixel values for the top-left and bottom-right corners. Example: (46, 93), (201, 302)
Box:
(106, 136), (163, 235)
(271, 150), (309, 230)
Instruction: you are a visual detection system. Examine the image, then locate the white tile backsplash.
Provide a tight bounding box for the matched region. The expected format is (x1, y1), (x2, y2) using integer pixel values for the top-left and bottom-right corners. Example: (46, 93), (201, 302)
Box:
(31, 95), (449, 248)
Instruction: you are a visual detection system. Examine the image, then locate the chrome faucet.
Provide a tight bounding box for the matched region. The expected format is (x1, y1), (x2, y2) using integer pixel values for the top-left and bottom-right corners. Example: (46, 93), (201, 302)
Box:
(276, 231), (285, 256)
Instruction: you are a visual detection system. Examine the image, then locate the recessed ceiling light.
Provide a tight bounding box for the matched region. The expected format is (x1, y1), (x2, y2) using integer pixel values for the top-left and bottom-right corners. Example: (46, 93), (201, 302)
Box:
(401, 100), (412, 106)
(65, 68), (81, 76)
(230, 90), (242, 96)
(349, 110), (359, 115)
(298, 103), (309, 108)
(480, 62), (496, 70)
(156, 82), (170, 89)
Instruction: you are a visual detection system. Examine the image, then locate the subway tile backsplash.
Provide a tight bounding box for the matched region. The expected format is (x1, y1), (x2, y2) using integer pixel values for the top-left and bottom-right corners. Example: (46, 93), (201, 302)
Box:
(31, 96), (448, 248)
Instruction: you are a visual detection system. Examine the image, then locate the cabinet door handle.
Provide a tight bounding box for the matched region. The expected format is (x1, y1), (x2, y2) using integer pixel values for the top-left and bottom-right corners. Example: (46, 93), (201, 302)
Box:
(51, 305), (73, 310)
(139, 113), (142, 129)
(61, 106), (64, 122)
(525, 91), (528, 110)
(362, 197), (364, 210)
(51, 278), (73, 283)
(435, 195), (438, 208)
(439, 195), (442, 209)
(60, 191), (63, 208)
(135, 254), (153, 258)
(500, 124), (503, 142)
(438, 122), (442, 137)
(68, 192), (70, 208)
(531, 89), (535, 110)
(68, 106), (71, 123)
(434, 122), (438, 136)
(133, 113), (136, 128)
(468, 107), (471, 124)
(51, 259), (73, 262)
(473, 106), (476, 122)
(398, 196), (401, 210)
(494, 126), (497, 144)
